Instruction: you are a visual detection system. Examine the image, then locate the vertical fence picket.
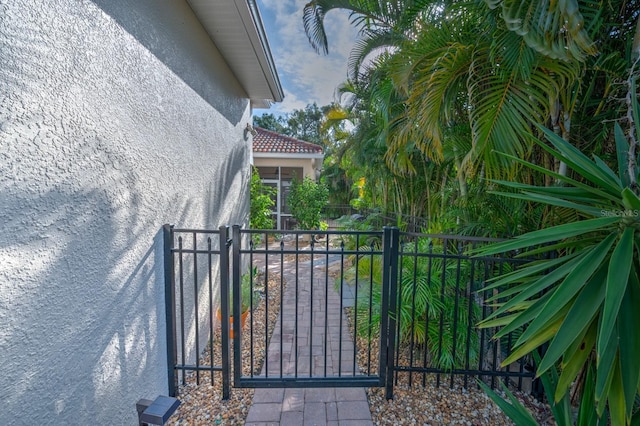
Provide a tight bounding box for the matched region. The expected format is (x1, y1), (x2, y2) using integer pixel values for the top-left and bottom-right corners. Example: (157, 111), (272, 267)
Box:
(163, 224), (177, 397)
(232, 225), (242, 386)
(219, 226), (231, 399)
(383, 227), (400, 399)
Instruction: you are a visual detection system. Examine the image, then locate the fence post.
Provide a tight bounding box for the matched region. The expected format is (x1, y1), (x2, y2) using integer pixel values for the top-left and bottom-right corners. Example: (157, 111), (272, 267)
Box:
(381, 226), (399, 399)
(219, 225), (231, 400)
(163, 224), (177, 397)
(232, 224), (242, 386)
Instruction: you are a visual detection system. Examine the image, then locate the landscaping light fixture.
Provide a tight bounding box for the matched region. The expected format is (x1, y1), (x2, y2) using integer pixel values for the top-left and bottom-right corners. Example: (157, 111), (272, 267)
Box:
(136, 395), (180, 426)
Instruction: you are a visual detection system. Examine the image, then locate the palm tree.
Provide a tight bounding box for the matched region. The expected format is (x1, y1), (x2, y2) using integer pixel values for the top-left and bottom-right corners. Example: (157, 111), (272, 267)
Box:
(303, 1), (640, 423)
(304, 2), (467, 221)
(329, 54), (454, 221)
(388, 1), (584, 178)
(303, 0), (429, 77)
(472, 0), (638, 172)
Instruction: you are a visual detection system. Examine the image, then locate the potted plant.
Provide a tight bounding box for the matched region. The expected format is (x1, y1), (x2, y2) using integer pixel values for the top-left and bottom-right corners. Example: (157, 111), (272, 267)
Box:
(216, 267), (256, 338)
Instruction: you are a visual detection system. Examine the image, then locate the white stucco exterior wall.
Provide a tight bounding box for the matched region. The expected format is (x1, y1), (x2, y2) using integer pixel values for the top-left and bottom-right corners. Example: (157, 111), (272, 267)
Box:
(0, 0), (252, 424)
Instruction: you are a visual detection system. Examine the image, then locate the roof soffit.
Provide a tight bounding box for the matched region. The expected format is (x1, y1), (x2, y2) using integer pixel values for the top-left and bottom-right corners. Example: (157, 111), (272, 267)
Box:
(187, 0), (283, 107)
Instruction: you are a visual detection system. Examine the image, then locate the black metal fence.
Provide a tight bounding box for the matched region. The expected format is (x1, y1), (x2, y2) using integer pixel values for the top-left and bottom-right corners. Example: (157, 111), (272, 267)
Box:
(164, 225), (541, 400)
(163, 225), (233, 398)
(388, 231), (539, 397)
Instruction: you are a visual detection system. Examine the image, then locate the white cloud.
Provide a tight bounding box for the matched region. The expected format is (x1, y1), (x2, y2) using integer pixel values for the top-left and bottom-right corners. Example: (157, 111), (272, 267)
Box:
(258, 0), (289, 17)
(257, 0), (357, 115)
(267, 89), (310, 115)
(253, 90), (311, 117)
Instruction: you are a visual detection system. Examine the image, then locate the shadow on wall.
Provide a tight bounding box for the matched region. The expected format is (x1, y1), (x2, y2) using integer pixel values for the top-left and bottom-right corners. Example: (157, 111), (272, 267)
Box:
(91, 0), (246, 126)
(0, 188), (169, 425)
(174, 142), (251, 367)
(0, 142), (251, 424)
(206, 142), (251, 227)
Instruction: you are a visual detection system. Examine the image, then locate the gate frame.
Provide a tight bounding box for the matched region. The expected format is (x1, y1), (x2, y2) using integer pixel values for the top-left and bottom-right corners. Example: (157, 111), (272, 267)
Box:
(163, 224), (177, 397)
(381, 226), (399, 399)
(232, 225), (396, 389)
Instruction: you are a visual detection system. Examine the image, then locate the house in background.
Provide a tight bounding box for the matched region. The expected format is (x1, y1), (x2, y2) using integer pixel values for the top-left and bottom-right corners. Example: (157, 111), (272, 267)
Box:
(252, 127), (324, 229)
(0, 0), (282, 424)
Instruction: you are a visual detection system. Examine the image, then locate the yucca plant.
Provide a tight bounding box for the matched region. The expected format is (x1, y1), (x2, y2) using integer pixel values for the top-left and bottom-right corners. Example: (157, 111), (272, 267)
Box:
(479, 352), (596, 426)
(476, 78), (640, 424)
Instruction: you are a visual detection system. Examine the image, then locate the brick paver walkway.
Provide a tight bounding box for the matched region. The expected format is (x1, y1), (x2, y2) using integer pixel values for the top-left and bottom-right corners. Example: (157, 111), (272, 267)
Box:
(245, 246), (373, 425)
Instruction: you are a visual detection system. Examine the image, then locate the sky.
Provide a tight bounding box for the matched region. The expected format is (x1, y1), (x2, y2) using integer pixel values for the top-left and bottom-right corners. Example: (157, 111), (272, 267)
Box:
(255, 0), (358, 117)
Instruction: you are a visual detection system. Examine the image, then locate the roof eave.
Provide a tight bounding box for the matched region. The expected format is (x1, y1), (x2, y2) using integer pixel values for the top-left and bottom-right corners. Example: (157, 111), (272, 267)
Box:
(188, 0), (284, 108)
(253, 152), (325, 160)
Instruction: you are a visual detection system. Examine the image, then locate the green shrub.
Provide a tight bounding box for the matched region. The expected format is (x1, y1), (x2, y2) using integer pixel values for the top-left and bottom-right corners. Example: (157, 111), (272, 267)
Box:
(249, 167), (276, 230)
(288, 176), (329, 229)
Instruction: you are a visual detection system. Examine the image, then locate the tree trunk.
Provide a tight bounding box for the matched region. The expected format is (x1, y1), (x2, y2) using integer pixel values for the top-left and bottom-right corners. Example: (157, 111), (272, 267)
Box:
(558, 110), (571, 177)
(634, 14), (640, 60)
(550, 94), (568, 179)
(626, 16), (640, 193)
(454, 150), (468, 200)
(440, 166), (449, 219)
(625, 66), (639, 193)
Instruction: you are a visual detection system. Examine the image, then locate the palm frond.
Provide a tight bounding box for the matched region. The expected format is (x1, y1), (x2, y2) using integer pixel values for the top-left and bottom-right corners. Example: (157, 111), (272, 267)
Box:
(487, 0), (597, 61)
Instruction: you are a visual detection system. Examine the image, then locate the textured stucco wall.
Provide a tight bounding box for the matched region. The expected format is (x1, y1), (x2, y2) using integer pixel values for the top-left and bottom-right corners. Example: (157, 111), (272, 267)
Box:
(0, 0), (251, 424)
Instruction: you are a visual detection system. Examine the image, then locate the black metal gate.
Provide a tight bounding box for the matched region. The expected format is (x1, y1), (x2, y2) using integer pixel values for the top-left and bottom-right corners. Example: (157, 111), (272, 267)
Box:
(231, 225), (397, 391)
(164, 224), (539, 400)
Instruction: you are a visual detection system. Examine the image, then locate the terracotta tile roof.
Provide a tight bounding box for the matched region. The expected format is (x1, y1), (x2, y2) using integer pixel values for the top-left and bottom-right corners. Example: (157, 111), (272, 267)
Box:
(253, 127), (323, 154)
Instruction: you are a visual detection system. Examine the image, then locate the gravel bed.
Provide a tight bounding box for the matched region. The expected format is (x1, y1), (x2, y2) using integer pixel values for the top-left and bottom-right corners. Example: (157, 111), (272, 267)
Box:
(168, 272), (282, 426)
(367, 383), (553, 425)
(342, 256), (554, 426)
(346, 322), (554, 425)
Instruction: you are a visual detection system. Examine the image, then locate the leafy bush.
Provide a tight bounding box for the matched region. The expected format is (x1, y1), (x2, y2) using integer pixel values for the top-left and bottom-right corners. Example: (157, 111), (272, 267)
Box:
(288, 176), (329, 229)
(249, 167), (276, 229)
(334, 212), (384, 250)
